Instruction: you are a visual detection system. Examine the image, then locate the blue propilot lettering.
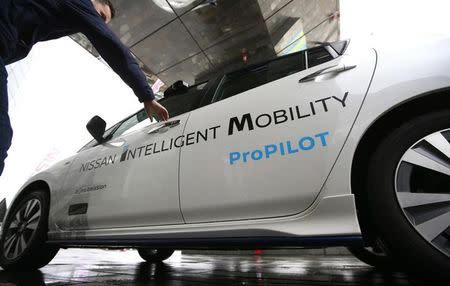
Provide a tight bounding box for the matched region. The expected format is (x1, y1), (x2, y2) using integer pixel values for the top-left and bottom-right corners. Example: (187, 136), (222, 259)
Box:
(279, 142), (286, 156)
(251, 150), (263, 161)
(264, 144), (277, 158)
(229, 152), (241, 165)
(229, 131), (330, 165)
(299, 137), (315, 150)
(286, 141), (299, 154)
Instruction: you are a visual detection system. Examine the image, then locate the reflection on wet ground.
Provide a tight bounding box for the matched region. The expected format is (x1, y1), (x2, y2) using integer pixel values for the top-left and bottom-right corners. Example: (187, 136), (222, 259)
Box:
(0, 249), (431, 285)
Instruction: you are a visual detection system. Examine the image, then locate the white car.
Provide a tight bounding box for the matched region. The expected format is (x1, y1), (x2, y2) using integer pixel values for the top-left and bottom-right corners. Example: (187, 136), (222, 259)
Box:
(1, 39), (449, 277)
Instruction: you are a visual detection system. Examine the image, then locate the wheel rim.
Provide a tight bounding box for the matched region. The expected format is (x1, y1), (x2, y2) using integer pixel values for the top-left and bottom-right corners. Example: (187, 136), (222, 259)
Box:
(395, 129), (450, 258)
(3, 198), (41, 260)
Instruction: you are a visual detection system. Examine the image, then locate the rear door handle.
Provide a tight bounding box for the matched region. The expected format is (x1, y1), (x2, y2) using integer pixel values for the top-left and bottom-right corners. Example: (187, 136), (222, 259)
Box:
(299, 64), (357, 83)
(148, 120), (180, 134)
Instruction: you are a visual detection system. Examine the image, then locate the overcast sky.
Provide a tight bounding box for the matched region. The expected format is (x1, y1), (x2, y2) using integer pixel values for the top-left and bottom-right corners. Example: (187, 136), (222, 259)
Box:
(0, 38), (142, 202)
(340, 0), (450, 44)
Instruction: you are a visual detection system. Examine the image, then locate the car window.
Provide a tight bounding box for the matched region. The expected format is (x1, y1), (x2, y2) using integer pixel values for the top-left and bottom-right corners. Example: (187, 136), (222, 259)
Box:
(267, 52), (307, 81)
(215, 51), (306, 101)
(216, 65), (268, 101)
(157, 82), (207, 119)
(110, 109), (151, 140)
(306, 46), (334, 68)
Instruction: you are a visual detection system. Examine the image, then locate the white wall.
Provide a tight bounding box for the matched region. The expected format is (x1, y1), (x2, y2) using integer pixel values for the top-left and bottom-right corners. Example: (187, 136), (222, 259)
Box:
(340, 0), (450, 45)
(1, 37), (143, 203)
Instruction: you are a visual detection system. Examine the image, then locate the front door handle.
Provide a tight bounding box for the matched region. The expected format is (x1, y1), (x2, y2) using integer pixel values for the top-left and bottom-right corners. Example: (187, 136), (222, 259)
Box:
(148, 120), (181, 134)
(299, 64), (357, 83)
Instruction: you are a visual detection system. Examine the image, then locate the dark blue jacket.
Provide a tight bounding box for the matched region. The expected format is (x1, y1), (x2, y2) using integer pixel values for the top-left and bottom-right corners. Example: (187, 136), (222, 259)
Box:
(0, 0), (154, 102)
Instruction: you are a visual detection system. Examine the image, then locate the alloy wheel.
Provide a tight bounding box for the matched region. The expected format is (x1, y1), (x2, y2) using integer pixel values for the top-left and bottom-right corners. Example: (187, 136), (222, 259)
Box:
(3, 198), (41, 260)
(395, 129), (450, 258)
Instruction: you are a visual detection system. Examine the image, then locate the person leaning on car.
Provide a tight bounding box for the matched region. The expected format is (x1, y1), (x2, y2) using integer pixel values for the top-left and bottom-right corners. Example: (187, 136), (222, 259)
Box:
(0, 0), (169, 177)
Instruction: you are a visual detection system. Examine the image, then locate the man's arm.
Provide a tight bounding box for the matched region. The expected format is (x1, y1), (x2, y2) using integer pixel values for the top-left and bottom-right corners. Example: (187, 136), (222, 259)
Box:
(63, 0), (169, 120)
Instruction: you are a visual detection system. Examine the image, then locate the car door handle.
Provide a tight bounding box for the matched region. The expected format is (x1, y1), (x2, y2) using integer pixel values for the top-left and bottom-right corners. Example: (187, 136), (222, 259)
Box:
(148, 120), (181, 134)
(299, 64), (357, 83)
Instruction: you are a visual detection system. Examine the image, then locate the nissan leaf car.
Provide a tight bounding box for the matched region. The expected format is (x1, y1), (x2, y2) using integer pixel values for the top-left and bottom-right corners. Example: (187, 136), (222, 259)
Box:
(1, 39), (449, 278)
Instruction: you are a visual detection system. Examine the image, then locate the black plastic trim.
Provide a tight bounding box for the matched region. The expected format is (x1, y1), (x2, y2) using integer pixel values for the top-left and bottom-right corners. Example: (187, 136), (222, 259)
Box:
(68, 203), (88, 216)
(47, 235), (363, 249)
(330, 40), (349, 55)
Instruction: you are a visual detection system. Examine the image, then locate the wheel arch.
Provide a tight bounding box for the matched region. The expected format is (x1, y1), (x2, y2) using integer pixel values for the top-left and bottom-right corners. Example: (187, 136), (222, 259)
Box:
(7, 180), (51, 216)
(351, 87), (450, 243)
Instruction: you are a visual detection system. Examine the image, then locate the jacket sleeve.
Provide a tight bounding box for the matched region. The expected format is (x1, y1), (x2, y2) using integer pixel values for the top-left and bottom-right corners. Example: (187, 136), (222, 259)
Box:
(63, 0), (155, 103)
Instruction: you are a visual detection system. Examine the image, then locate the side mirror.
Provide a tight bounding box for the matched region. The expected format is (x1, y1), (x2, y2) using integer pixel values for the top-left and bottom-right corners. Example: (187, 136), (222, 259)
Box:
(86, 115), (106, 143)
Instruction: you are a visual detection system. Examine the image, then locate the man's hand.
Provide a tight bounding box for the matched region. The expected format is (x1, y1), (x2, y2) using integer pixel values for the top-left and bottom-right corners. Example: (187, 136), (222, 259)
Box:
(144, 100), (169, 121)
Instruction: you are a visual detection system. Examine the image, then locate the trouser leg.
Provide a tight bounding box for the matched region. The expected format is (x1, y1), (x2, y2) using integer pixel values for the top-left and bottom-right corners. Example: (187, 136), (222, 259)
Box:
(0, 59), (12, 177)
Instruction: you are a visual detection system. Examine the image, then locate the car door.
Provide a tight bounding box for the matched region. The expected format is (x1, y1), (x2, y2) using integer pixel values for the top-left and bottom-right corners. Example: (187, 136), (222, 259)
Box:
(54, 110), (187, 230)
(179, 41), (377, 223)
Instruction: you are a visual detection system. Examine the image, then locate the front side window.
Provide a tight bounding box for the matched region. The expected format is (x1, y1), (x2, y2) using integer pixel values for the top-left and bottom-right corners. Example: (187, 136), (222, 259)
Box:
(215, 51), (306, 102)
(157, 82), (207, 119)
(109, 109), (151, 140)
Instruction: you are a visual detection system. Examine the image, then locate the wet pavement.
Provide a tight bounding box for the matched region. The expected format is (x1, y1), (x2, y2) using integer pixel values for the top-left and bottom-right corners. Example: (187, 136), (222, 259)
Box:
(0, 249), (429, 285)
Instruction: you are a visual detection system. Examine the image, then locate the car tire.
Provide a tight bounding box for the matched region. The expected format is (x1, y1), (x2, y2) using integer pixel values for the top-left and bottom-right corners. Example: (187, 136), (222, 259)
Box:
(347, 238), (395, 268)
(138, 249), (174, 263)
(366, 110), (450, 279)
(0, 190), (59, 271)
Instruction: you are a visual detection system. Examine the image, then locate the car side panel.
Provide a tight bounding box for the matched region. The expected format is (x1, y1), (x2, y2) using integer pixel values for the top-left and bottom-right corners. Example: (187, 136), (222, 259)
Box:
(178, 46), (377, 223)
(51, 115), (188, 231)
(43, 39), (450, 243)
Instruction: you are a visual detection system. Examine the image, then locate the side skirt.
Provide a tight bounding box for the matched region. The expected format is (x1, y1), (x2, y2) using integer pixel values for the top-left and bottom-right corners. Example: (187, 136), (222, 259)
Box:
(47, 235), (363, 249)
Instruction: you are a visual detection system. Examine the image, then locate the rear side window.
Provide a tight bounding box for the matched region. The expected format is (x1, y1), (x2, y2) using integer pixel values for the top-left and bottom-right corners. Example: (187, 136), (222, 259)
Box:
(306, 46), (334, 68)
(216, 52), (306, 101)
(267, 52), (306, 82)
